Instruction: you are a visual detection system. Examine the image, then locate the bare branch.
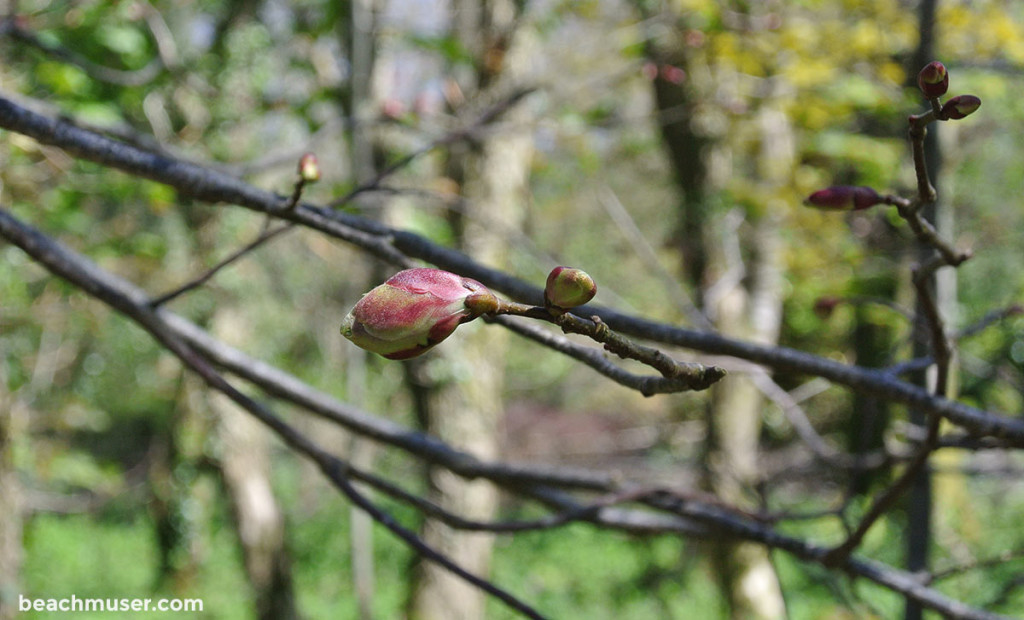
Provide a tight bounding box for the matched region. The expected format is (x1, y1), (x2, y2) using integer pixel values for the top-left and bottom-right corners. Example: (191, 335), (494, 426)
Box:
(0, 205), (548, 620)
(1, 95), (1023, 442)
(0, 205), (1010, 619)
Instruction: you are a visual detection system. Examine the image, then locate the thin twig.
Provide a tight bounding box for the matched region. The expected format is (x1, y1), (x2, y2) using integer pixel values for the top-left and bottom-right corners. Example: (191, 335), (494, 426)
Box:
(492, 300), (726, 392)
(327, 88), (535, 209)
(3, 18), (165, 86)
(150, 222), (294, 307)
(825, 102), (968, 567)
(487, 314), (717, 396)
(908, 111), (937, 204)
(929, 547), (1024, 584)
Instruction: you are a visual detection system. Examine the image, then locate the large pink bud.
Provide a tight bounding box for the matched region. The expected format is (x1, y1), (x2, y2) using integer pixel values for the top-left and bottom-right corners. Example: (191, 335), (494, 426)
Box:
(341, 268), (499, 360)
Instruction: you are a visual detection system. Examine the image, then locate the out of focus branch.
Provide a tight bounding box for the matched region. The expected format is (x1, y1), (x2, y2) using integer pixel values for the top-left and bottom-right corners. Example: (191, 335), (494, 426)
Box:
(1, 18), (165, 86)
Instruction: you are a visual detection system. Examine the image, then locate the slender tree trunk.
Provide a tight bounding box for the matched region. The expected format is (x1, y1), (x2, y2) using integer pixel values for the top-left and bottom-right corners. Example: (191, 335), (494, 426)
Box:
(0, 365), (21, 620)
(339, 2), (385, 615)
(648, 33), (788, 613)
(906, 2), (945, 618)
(211, 311), (298, 620)
(407, 3), (533, 618)
(149, 370), (215, 593)
(703, 212), (786, 620)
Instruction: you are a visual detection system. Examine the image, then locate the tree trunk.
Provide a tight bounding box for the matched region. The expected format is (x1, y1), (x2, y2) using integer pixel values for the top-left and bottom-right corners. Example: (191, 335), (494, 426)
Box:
(211, 311), (298, 620)
(906, 2), (946, 617)
(0, 366), (21, 620)
(649, 35), (789, 612)
(407, 3), (533, 619)
(703, 210), (786, 620)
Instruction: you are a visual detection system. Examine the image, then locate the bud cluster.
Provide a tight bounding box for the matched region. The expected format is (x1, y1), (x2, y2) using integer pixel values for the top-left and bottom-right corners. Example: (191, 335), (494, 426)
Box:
(916, 61), (981, 120)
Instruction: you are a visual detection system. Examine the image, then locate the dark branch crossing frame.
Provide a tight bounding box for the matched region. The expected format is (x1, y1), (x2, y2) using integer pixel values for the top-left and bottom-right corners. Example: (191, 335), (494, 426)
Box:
(0, 86), (1017, 620)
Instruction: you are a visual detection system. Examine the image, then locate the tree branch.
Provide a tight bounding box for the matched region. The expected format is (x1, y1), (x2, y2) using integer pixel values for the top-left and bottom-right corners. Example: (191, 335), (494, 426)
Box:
(1, 94), (1022, 441)
(0, 204), (1009, 619)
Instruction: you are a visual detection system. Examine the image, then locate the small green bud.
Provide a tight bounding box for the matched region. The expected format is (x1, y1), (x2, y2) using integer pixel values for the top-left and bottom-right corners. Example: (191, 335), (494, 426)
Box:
(545, 266), (597, 309)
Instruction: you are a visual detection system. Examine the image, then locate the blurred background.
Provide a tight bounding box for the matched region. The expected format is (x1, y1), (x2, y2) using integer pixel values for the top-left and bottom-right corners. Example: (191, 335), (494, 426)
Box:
(2, 0), (1024, 617)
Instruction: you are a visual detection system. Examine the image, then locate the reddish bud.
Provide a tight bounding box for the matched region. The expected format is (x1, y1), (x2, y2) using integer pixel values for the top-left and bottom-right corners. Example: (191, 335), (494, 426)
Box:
(545, 266), (597, 309)
(917, 61), (948, 99)
(298, 153), (321, 183)
(660, 65), (686, 84)
(803, 186), (883, 211)
(341, 269), (499, 360)
(813, 296), (842, 319)
(942, 94), (981, 120)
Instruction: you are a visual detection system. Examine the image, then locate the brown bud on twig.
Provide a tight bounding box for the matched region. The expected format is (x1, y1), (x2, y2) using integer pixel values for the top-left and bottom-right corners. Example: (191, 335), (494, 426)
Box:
(941, 95), (981, 120)
(803, 186), (883, 211)
(917, 61), (949, 99)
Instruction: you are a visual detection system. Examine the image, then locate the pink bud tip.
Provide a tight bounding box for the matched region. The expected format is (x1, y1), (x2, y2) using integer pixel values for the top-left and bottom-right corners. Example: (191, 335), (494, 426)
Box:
(942, 94), (981, 120)
(545, 266), (597, 309)
(803, 186), (883, 211)
(917, 61), (948, 99)
(341, 268), (499, 359)
(298, 153), (321, 183)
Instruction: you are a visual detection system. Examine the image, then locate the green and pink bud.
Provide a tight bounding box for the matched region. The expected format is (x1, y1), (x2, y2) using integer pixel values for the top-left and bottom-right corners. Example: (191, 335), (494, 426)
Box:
(298, 153), (321, 183)
(917, 61), (948, 99)
(545, 266), (597, 309)
(942, 94), (981, 120)
(341, 268), (499, 360)
(803, 186), (883, 211)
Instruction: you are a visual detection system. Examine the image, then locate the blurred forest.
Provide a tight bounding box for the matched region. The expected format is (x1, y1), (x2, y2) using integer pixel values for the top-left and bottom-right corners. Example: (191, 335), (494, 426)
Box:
(2, 0), (1024, 618)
